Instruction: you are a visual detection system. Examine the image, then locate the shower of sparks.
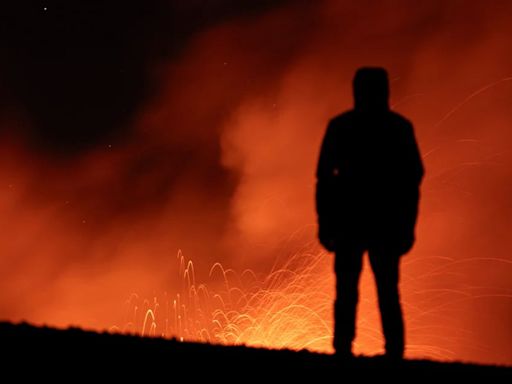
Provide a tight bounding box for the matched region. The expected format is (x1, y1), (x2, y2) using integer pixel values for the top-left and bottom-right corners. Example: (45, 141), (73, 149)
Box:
(434, 77), (512, 128)
(113, 249), (334, 352)
(111, 247), (512, 360)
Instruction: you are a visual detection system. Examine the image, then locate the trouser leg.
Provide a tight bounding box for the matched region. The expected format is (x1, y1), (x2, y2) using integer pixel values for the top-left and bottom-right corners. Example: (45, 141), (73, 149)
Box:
(368, 248), (404, 358)
(333, 246), (364, 356)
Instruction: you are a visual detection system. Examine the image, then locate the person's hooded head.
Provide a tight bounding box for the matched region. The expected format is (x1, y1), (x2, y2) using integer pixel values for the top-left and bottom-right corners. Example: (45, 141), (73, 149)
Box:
(353, 67), (389, 111)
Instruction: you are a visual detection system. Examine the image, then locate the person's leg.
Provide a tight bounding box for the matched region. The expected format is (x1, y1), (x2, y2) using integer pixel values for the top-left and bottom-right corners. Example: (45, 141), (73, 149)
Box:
(368, 248), (404, 358)
(334, 245), (364, 357)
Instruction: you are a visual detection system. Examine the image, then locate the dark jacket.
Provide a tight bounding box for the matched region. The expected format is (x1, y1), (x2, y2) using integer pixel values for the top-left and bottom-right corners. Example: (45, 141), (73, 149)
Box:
(316, 92), (424, 255)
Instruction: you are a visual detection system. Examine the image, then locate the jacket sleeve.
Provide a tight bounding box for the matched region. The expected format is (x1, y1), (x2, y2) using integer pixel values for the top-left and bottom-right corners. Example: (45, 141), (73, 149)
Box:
(397, 120), (424, 255)
(404, 121), (424, 186)
(316, 121), (338, 241)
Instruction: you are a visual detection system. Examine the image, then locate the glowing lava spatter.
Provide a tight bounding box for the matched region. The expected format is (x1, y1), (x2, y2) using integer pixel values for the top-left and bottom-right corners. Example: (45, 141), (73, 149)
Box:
(111, 245), (512, 361)
(113, 249), (335, 352)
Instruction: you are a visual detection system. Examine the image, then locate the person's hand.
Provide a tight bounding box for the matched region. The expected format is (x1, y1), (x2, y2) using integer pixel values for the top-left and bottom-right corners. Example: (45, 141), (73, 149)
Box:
(319, 229), (336, 252)
(397, 233), (415, 256)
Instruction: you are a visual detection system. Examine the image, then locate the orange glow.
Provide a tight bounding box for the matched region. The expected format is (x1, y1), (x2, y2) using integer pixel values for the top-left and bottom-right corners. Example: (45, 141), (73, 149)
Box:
(1, 1), (511, 366)
(113, 251), (334, 352)
(112, 249), (510, 362)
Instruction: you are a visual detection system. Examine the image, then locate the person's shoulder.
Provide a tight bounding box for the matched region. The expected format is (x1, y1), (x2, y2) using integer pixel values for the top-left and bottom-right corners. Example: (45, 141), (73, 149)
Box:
(328, 110), (356, 128)
(388, 110), (413, 130)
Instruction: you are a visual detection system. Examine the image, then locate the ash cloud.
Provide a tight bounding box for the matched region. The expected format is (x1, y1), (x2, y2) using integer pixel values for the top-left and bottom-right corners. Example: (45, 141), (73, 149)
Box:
(0, 1), (296, 153)
(0, 0), (301, 330)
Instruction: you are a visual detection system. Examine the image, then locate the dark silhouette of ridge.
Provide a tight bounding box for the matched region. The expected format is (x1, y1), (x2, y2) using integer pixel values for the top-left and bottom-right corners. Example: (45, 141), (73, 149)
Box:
(1, 321), (510, 381)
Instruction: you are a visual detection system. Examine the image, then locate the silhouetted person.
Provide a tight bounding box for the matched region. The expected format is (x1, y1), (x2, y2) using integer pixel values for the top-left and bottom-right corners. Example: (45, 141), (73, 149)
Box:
(316, 67), (424, 359)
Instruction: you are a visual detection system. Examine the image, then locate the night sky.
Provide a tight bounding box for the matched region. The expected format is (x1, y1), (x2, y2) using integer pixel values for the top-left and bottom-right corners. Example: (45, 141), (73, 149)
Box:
(0, 1), (293, 152)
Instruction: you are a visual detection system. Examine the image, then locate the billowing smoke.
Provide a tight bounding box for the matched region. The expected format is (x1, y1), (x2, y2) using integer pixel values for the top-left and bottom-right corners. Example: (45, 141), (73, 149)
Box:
(0, 1), (511, 365)
(0, 0), (305, 331)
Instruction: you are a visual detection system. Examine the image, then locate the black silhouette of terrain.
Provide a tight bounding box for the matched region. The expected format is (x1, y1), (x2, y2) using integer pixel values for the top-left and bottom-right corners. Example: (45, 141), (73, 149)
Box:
(1, 321), (510, 381)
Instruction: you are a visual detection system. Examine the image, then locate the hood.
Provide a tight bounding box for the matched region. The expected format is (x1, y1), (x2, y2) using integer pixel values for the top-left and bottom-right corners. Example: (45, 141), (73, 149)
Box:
(353, 67), (389, 111)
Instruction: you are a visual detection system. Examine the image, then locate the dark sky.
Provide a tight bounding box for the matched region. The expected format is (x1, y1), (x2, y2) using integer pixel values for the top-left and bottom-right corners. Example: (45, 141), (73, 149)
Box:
(0, 1), (294, 154)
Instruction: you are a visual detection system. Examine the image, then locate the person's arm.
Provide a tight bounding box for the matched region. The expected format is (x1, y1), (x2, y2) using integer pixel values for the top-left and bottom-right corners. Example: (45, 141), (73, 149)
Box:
(316, 121), (338, 252)
(405, 121), (424, 185)
(398, 120), (424, 255)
